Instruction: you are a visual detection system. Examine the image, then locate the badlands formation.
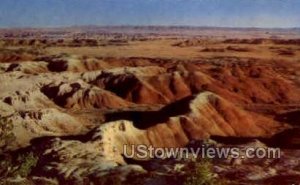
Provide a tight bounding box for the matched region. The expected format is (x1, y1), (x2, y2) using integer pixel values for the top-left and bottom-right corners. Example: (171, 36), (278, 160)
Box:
(0, 27), (300, 184)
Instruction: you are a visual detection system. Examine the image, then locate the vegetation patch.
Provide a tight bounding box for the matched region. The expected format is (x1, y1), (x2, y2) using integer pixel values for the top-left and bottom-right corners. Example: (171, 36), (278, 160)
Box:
(184, 159), (228, 185)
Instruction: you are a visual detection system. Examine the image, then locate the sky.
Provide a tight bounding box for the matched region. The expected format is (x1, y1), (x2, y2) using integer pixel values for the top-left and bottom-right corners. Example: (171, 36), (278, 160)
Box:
(0, 0), (300, 28)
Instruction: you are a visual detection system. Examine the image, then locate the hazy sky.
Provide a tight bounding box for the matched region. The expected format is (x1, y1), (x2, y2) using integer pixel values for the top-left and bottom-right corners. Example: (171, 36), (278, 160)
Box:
(0, 0), (299, 28)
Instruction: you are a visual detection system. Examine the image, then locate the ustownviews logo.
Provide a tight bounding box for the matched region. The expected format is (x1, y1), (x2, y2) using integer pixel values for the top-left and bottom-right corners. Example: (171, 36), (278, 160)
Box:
(123, 144), (281, 160)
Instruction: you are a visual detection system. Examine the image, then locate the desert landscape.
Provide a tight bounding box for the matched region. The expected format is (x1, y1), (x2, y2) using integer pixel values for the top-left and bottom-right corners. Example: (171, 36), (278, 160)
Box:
(0, 26), (300, 184)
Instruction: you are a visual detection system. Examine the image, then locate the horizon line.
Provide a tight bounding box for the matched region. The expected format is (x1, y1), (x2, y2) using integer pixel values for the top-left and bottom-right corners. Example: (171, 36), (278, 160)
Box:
(0, 24), (300, 30)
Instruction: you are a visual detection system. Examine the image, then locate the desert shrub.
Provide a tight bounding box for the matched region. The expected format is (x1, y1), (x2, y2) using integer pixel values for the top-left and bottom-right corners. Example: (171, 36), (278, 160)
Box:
(0, 151), (39, 180)
(0, 117), (16, 151)
(184, 159), (227, 185)
(12, 152), (39, 177)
